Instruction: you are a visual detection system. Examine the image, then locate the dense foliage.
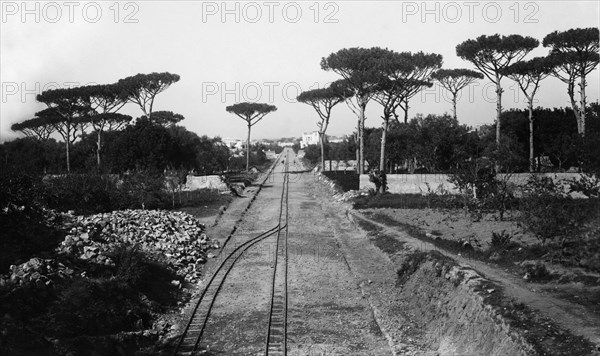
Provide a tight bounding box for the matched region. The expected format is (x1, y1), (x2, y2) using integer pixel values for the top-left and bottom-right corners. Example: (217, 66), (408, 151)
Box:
(1, 119), (232, 175)
(302, 105), (599, 174)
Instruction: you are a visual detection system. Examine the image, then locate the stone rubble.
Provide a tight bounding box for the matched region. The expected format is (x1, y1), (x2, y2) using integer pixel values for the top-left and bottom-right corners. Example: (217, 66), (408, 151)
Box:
(1, 209), (219, 287)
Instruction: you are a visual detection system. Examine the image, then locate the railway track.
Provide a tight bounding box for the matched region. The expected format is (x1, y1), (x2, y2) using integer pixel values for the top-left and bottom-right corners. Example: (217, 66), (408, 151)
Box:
(266, 156), (289, 356)
(173, 151), (291, 356)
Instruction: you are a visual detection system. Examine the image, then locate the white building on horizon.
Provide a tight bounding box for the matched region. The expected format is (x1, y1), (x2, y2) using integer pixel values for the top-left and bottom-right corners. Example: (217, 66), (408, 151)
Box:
(277, 141), (295, 147)
(301, 131), (320, 148)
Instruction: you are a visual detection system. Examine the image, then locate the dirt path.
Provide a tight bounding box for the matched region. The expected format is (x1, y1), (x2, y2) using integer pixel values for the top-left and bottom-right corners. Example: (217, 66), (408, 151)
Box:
(348, 209), (600, 348)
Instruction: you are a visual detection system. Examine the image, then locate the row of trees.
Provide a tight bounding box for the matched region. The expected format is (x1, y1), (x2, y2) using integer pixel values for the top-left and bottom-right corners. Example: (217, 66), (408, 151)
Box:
(11, 72), (182, 173)
(303, 104), (600, 175)
(297, 27), (599, 192)
(8, 72), (281, 175)
(2, 118), (233, 175)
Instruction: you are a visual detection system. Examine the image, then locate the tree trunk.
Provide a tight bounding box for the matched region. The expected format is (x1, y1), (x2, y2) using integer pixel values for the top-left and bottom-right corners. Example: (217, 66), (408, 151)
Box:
(379, 118), (388, 172)
(495, 77), (503, 146)
(528, 103), (534, 173)
(358, 97), (367, 174)
(379, 117), (389, 194)
(452, 92), (458, 120)
(567, 79), (581, 134)
(246, 123), (251, 172)
(65, 127), (71, 174)
(355, 134), (359, 173)
(579, 71), (587, 137)
(96, 130), (102, 169)
(319, 132), (325, 171)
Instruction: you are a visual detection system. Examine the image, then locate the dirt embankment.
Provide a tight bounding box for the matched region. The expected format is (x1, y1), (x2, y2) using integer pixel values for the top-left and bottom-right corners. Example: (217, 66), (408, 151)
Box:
(397, 251), (531, 355)
(394, 249), (598, 355)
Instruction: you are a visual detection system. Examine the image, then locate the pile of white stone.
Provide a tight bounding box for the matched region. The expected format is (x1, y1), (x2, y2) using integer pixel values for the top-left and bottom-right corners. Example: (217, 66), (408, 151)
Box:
(2, 210), (218, 287)
(332, 190), (365, 202)
(316, 172), (366, 202)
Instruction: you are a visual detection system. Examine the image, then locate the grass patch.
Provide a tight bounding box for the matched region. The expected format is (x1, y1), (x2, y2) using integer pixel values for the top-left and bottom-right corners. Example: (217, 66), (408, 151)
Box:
(353, 193), (465, 210)
(354, 193), (430, 209)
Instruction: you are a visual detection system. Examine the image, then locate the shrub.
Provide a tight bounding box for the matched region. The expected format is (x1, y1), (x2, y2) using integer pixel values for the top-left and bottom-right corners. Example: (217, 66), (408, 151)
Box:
(43, 174), (125, 214)
(448, 159), (517, 221)
(0, 173), (65, 272)
(522, 262), (555, 282)
(490, 230), (513, 248)
(519, 175), (594, 245)
(121, 171), (168, 210)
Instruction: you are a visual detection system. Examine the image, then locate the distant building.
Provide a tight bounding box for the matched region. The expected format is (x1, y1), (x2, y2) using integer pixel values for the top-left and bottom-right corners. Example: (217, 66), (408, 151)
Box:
(277, 141), (295, 147)
(222, 137), (244, 150)
(301, 131), (320, 148)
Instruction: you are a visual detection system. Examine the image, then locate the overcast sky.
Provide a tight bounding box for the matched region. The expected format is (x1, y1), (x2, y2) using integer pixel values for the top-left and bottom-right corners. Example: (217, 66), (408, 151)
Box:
(1, 0), (599, 142)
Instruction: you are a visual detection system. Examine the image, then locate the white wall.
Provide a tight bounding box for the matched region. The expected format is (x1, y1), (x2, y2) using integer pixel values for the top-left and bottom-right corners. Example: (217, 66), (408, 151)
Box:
(359, 173), (593, 196)
(185, 175), (228, 191)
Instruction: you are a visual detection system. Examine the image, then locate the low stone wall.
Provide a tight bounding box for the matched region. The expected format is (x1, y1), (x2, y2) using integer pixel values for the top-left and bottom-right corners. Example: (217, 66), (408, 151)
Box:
(359, 173), (589, 194)
(184, 175), (228, 191)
